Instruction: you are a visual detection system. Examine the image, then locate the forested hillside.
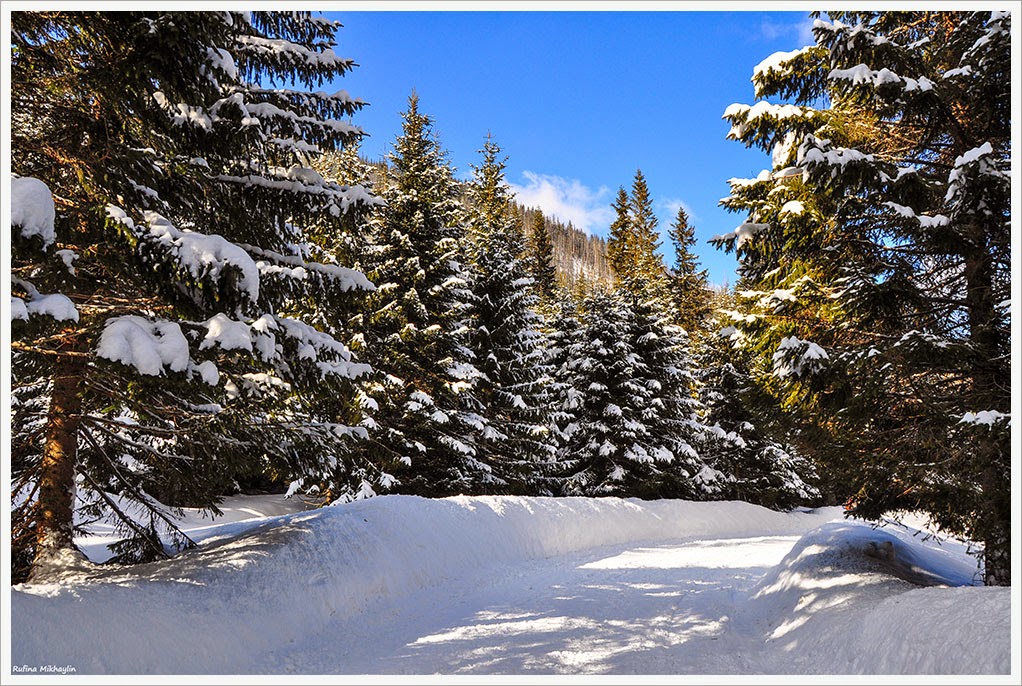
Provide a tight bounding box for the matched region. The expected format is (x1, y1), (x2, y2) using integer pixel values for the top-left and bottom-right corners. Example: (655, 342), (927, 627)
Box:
(516, 205), (614, 290)
(9, 9), (1010, 592)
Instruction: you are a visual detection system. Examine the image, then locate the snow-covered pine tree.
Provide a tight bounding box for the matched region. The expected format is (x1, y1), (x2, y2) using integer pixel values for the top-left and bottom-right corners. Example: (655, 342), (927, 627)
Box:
(555, 287), (699, 496)
(313, 137), (385, 276)
(466, 136), (554, 491)
(337, 94), (491, 497)
(626, 295), (723, 499)
(696, 292), (820, 510)
(668, 206), (712, 335)
(553, 288), (639, 495)
(716, 11), (1010, 583)
(538, 291), (587, 495)
(10, 11), (376, 581)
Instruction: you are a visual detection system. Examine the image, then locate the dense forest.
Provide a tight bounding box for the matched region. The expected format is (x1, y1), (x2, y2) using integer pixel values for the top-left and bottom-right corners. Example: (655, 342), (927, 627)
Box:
(9, 9), (1010, 590)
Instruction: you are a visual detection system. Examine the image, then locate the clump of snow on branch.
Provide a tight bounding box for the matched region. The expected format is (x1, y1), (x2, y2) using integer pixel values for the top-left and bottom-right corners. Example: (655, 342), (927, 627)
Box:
(12, 294), (79, 322)
(713, 222), (769, 248)
(106, 206), (260, 303)
(753, 46), (814, 92)
(959, 410), (1010, 427)
(723, 102), (815, 139)
(772, 336), (829, 379)
(828, 63), (935, 93)
(11, 176), (57, 247)
(200, 313), (254, 352)
(96, 315), (191, 376)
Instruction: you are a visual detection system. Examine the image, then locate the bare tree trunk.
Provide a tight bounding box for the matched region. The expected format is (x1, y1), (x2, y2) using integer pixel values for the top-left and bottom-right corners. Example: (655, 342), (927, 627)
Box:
(30, 356), (84, 579)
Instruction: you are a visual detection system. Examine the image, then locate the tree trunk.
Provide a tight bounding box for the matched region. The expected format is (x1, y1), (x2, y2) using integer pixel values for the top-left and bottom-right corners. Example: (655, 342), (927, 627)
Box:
(981, 457), (1011, 586)
(963, 234), (1010, 586)
(31, 355), (85, 578)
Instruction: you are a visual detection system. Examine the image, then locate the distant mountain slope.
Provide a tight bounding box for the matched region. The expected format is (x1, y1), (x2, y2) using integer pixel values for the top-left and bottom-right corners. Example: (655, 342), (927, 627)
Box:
(516, 204), (613, 290)
(318, 152), (614, 291)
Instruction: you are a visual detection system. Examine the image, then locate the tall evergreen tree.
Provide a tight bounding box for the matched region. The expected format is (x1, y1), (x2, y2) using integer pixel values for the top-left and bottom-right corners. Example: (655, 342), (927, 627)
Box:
(550, 287), (720, 498)
(539, 291), (587, 495)
(717, 11), (1010, 583)
(340, 94), (490, 496)
(526, 209), (557, 302)
(11, 11), (375, 580)
(668, 206), (712, 334)
(627, 171), (662, 276)
(606, 187), (632, 281)
(628, 297), (722, 499)
(607, 171), (673, 302)
(697, 292), (820, 510)
(551, 288), (648, 496)
(466, 136), (554, 489)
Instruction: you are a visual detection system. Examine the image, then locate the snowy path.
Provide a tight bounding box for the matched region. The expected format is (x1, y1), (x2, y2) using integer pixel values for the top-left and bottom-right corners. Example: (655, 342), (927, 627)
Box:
(266, 535), (824, 674)
(12, 496), (1010, 675)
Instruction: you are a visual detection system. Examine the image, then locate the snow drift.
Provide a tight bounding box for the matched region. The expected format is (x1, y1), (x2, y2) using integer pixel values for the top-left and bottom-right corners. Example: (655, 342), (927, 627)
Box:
(10, 495), (1009, 675)
(740, 522), (1008, 674)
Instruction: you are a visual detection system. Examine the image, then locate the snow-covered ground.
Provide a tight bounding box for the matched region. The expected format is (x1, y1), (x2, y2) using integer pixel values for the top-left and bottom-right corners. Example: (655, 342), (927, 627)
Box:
(9, 495), (1012, 676)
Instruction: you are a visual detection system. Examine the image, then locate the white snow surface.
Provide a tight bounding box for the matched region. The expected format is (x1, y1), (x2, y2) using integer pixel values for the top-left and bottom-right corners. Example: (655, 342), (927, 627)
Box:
(10, 495), (1009, 676)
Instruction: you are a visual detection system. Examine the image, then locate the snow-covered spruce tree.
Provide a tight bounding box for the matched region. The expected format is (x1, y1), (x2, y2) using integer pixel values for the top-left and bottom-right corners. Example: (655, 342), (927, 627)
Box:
(538, 290), (587, 495)
(696, 291), (820, 510)
(466, 136), (554, 491)
(552, 287), (718, 497)
(335, 94), (491, 497)
(716, 12), (1010, 583)
(10, 11), (376, 580)
(551, 287), (647, 495)
(626, 295), (723, 499)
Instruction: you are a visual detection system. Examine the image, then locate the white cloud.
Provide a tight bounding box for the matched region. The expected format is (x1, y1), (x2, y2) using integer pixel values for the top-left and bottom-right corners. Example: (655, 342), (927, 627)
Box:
(796, 16), (817, 44)
(760, 16), (817, 46)
(660, 198), (698, 225)
(509, 171), (615, 235)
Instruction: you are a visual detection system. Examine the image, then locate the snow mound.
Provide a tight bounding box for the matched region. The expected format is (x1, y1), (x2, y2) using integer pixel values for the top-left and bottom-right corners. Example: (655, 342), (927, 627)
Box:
(741, 521), (1008, 674)
(12, 496), (836, 673)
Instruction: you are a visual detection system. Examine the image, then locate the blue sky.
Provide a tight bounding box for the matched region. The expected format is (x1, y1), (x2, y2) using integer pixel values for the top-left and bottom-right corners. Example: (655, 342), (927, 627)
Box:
(325, 10), (817, 286)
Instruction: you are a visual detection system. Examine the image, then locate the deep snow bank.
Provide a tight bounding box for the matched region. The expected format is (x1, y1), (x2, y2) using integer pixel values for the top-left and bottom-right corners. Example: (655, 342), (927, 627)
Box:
(742, 521), (1008, 674)
(10, 496), (1009, 675)
(12, 496), (838, 673)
